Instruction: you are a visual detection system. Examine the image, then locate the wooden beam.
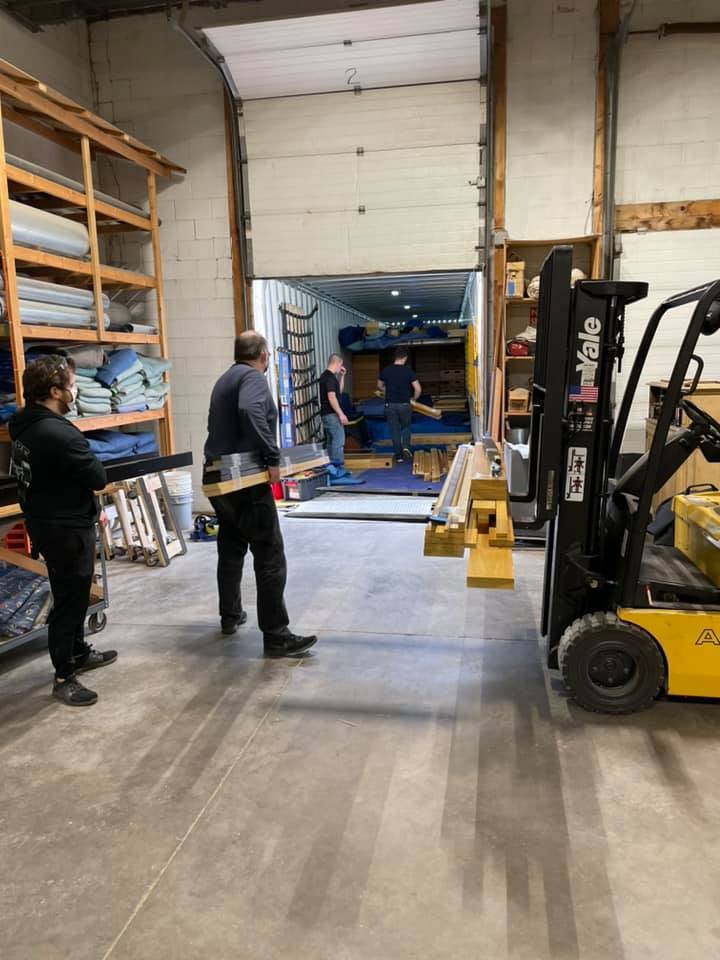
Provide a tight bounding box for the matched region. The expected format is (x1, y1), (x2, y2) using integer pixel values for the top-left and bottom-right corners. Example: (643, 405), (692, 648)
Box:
(491, 5), (507, 231)
(147, 170), (174, 455)
(0, 98), (26, 401)
(80, 137), (106, 346)
(615, 199), (720, 233)
(3, 103), (81, 155)
(0, 71), (179, 178)
(592, 0), (620, 261)
(11, 245), (156, 288)
(224, 94), (248, 334)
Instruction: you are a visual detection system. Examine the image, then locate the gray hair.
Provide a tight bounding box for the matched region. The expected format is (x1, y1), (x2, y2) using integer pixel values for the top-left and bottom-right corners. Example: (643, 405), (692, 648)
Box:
(235, 331), (269, 363)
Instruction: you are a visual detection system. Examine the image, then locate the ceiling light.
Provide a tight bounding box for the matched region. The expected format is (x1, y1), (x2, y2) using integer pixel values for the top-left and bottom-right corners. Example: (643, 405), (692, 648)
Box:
(404, 304), (411, 310)
(412, 314), (418, 319)
(391, 290), (400, 297)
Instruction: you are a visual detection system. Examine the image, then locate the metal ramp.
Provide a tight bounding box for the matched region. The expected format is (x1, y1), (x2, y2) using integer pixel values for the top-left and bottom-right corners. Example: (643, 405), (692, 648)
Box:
(286, 494), (433, 522)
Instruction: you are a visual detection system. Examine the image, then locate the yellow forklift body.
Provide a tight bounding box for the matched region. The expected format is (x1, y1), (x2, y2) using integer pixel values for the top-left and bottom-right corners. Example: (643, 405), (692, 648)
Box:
(618, 608), (720, 697)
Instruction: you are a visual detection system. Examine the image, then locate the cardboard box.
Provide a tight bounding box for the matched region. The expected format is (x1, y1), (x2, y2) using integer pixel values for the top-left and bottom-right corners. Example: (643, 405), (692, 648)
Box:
(508, 387), (529, 412)
(506, 260), (525, 299)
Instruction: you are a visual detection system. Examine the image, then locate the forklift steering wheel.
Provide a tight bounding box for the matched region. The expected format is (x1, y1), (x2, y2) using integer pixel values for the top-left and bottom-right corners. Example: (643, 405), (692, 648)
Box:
(681, 398), (720, 440)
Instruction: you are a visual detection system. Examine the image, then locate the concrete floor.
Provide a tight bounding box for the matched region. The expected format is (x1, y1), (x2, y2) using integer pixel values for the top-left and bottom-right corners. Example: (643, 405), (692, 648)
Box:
(2, 519), (720, 960)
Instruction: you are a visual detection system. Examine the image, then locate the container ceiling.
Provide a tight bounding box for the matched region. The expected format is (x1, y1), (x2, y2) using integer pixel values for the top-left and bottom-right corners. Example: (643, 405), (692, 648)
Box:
(203, 0), (486, 100)
(300, 271), (472, 323)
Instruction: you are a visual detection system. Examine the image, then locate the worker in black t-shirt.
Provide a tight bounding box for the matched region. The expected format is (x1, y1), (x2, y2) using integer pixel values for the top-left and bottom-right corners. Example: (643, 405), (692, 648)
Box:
(378, 346), (422, 463)
(318, 353), (348, 467)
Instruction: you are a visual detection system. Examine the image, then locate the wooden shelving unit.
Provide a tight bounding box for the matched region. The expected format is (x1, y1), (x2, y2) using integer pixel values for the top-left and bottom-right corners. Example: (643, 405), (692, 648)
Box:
(492, 235), (601, 439)
(0, 57), (185, 454)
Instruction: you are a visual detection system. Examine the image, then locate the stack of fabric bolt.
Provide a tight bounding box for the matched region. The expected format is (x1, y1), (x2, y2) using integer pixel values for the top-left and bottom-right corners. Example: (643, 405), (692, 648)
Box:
(96, 348), (147, 414)
(138, 354), (171, 411)
(73, 367), (112, 417)
(0, 351), (17, 423)
(86, 429), (158, 462)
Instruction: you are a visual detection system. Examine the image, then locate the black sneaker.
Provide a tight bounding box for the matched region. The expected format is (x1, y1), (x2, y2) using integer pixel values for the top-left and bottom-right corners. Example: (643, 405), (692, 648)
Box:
(221, 611), (248, 635)
(263, 632), (318, 658)
(53, 675), (98, 707)
(76, 646), (118, 673)
(395, 456), (404, 464)
(402, 447), (412, 461)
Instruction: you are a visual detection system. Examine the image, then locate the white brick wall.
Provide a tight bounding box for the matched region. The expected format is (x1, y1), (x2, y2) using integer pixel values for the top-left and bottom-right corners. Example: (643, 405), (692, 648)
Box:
(505, 0), (597, 240)
(0, 12), (93, 176)
(616, 22), (720, 451)
(89, 13), (234, 500)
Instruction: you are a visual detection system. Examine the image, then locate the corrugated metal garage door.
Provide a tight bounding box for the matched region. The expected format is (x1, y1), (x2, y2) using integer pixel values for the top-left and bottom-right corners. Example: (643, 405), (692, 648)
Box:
(204, 0), (487, 278)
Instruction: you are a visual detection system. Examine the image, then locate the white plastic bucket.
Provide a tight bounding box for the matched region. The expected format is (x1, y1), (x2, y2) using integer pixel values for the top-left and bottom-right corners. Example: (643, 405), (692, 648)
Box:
(164, 470), (193, 496)
(164, 471), (193, 530)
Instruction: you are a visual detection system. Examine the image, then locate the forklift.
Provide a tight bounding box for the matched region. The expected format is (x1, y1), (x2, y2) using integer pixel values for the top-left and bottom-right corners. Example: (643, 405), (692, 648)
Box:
(515, 245), (720, 713)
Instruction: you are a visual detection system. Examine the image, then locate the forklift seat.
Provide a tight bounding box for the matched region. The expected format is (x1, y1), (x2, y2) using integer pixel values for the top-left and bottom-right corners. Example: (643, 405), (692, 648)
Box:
(612, 427), (699, 500)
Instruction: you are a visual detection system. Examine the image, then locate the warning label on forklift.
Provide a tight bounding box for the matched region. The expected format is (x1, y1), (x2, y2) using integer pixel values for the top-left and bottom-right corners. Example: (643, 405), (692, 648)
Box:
(565, 446), (587, 501)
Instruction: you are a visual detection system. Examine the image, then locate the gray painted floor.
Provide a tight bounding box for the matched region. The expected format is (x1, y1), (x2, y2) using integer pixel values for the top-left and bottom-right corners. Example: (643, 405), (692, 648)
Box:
(2, 519), (720, 959)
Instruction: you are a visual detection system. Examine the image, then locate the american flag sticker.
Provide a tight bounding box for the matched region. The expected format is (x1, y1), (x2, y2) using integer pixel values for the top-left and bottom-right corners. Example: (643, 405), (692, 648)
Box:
(569, 385), (599, 403)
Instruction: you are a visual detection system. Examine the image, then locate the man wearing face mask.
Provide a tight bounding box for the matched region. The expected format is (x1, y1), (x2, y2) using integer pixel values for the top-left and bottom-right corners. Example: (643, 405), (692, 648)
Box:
(204, 331), (317, 658)
(8, 356), (116, 707)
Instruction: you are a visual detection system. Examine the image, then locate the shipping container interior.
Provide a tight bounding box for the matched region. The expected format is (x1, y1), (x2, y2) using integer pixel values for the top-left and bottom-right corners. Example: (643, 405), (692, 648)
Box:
(253, 269), (483, 497)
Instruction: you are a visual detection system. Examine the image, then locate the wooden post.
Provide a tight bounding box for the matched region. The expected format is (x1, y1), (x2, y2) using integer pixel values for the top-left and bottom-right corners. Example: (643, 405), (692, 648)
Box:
(0, 95), (26, 402)
(80, 136), (106, 342)
(147, 171), (175, 454)
(592, 0), (620, 277)
(490, 5), (507, 440)
(492, 5), (507, 233)
(224, 94), (250, 334)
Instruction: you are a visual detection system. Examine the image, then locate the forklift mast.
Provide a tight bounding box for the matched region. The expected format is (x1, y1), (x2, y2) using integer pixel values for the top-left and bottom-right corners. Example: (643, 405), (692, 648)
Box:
(510, 246), (648, 654)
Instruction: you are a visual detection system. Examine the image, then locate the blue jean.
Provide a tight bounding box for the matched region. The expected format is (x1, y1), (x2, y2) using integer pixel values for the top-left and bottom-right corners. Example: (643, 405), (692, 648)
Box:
(322, 413), (345, 465)
(385, 402), (412, 458)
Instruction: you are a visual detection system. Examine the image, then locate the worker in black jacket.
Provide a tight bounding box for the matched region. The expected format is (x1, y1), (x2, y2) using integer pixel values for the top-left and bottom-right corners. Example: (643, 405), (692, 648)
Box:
(204, 331), (317, 658)
(9, 356), (116, 707)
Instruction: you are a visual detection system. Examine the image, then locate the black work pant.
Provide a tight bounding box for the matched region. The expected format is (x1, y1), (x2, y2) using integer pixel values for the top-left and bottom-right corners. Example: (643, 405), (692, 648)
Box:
(385, 402), (412, 458)
(210, 484), (290, 638)
(28, 523), (95, 680)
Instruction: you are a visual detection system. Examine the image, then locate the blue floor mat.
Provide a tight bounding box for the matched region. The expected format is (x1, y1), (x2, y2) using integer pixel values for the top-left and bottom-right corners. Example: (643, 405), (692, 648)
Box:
(340, 460), (442, 494)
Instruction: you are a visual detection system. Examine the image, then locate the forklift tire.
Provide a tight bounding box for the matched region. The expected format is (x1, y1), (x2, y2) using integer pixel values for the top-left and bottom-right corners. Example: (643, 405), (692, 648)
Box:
(558, 612), (664, 714)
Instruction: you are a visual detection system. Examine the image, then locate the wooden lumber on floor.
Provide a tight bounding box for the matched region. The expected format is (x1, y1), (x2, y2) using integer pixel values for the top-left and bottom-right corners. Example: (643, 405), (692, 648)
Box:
(430, 448), (440, 482)
(345, 452), (393, 470)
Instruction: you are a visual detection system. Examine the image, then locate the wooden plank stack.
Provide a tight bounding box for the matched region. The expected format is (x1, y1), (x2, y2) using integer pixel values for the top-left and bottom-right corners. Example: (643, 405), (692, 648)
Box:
(412, 448), (450, 482)
(423, 440), (514, 589)
(202, 443), (329, 498)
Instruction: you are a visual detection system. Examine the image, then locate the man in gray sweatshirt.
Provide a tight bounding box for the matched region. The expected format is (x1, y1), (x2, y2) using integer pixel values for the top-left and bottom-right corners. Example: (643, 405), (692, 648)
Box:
(204, 331), (317, 658)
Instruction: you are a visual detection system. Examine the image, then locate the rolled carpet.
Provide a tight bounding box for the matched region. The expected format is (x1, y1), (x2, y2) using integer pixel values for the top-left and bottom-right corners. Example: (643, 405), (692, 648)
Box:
(0, 274), (109, 309)
(10, 200), (90, 259)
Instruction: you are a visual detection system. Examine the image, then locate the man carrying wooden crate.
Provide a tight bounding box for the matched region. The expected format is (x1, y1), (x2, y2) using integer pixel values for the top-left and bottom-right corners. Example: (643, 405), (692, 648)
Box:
(204, 332), (317, 658)
(9, 357), (116, 707)
(377, 346), (422, 463)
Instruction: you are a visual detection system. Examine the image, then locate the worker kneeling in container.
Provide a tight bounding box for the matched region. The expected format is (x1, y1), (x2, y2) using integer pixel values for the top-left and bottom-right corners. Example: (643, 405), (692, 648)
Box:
(9, 356), (116, 707)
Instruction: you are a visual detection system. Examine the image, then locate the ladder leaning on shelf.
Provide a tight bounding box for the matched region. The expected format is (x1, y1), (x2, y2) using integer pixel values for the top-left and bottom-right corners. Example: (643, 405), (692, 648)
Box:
(0, 57), (186, 454)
